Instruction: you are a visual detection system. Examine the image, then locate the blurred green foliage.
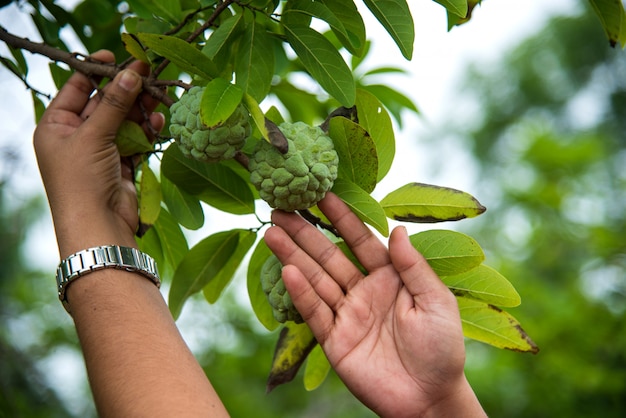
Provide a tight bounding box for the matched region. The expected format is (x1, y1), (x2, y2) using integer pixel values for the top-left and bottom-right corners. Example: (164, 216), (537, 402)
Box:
(1, 0), (625, 416)
(430, 2), (626, 416)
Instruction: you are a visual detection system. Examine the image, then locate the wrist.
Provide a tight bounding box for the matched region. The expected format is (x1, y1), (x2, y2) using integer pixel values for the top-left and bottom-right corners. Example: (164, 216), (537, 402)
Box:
(51, 206), (138, 259)
(420, 375), (487, 418)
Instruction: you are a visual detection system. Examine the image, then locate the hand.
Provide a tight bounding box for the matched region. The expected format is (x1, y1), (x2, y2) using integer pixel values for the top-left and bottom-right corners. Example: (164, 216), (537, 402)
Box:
(33, 50), (164, 258)
(265, 193), (486, 417)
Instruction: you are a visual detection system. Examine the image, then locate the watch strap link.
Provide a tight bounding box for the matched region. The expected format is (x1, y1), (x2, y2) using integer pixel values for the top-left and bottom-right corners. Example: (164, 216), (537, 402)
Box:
(56, 245), (161, 312)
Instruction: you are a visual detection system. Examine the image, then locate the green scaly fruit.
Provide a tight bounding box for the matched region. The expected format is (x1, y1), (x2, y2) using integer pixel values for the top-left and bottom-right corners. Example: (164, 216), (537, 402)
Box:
(260, 254), (303, 324)
(249, 121), (338, 211)
(169, 86), (251, 162)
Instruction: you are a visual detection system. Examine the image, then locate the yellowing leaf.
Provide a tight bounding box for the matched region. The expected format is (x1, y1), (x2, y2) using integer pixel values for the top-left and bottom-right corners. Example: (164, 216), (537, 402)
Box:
(409, 229), (484, 276)
(267, 322), (317, 393)
(380, 182), (486, 223)
(458, 297), (539, 353)
(139, 161), (162, 225)
(442, 265), (521, 307)
(589, 0), (626, 47)
(121, 32), (149, 63)
(304, 344), (331, 391)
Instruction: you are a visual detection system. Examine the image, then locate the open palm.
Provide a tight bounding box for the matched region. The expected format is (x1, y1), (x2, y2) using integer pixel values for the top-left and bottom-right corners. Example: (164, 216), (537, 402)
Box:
(265, 193), (480, 417)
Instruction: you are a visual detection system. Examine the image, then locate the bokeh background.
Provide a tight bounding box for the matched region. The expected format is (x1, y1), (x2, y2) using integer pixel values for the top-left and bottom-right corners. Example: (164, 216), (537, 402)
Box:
(1, 0), (625, 416)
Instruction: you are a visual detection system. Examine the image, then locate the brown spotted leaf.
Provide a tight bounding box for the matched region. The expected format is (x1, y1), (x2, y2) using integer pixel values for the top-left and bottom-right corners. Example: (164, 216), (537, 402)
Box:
(266, 322), (317, 392)
(380, 182), (486, 223)
(457, 297), (539, 353)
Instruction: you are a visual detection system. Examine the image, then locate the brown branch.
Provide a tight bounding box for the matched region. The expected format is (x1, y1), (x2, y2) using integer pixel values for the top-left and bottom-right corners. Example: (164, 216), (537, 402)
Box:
(234, 150), (250, 170)
(0, 26), (174, 107)
(297, 209), (341, 238)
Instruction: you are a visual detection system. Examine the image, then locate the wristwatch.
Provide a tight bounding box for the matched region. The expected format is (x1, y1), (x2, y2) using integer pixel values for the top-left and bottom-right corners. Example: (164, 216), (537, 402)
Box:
(56, 245), (161, 313)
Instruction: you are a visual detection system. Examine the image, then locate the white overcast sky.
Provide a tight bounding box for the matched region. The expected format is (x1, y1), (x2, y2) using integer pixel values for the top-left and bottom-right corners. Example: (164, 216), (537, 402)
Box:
(0, 0), (580, 264)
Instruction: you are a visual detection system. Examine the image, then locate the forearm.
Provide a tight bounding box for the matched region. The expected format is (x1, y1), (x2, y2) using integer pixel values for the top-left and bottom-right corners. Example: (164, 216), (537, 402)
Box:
(54, 216), (228, 417)
(66, 269), (228, 417)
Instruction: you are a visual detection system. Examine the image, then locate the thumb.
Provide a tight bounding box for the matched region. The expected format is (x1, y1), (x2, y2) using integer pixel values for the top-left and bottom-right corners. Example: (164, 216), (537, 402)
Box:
(80, 69), (143, 142)
(388, 226), (451, 305)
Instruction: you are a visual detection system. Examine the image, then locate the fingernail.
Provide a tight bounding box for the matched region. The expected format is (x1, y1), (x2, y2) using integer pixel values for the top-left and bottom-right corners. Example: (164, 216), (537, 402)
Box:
(118, 70), (140, 91)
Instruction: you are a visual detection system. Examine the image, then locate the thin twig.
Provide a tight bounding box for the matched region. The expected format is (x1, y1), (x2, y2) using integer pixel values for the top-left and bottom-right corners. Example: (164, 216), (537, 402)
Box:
(0, 26), (174, 107)
(297, 209), (341, 238)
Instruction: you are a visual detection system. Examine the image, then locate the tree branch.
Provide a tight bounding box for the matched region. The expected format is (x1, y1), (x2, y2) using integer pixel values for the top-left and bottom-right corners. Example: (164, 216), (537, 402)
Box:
(0, 26), (174, 107)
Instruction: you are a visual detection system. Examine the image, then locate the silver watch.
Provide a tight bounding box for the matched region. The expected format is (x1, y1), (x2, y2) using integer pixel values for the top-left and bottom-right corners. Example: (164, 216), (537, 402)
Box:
(56, 245), (161, 313)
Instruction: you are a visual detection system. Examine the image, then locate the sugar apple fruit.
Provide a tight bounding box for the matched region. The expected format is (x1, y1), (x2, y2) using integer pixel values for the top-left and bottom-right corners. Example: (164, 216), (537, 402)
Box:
(249, 121), (338, 211)
(169, 86), (251, 162)
(260, 254), (303, 324)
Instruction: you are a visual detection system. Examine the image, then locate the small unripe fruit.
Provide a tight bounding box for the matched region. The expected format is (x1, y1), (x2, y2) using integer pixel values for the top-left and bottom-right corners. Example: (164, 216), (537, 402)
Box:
(169, 86), (251, 162)
(260, 255), (303, 324)
(249, 122), (338, 211)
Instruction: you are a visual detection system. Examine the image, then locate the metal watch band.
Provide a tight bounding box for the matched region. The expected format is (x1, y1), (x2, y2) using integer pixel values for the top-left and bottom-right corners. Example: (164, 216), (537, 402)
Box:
(56, 245), (161, 313)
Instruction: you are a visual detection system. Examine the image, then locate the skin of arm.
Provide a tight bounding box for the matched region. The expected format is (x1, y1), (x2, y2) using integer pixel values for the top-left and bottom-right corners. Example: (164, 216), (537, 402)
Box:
(33, 51), (229, 418)
(264, 192), (488, 418)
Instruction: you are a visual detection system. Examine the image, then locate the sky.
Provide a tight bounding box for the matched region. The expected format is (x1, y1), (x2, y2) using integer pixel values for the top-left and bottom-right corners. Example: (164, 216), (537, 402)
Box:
(0, 0), (577, 414)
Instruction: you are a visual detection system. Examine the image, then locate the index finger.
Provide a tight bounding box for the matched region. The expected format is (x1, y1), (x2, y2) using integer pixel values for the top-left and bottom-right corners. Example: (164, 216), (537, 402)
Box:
(317, 193), (391, 272)
(46, 50), (115, 116)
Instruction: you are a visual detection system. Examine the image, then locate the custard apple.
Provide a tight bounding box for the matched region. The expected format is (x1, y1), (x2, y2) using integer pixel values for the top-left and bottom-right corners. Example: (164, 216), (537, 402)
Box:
(169, 86), (251, 162)
(249, 121), (338, 211)
(260, 254), (303, 323)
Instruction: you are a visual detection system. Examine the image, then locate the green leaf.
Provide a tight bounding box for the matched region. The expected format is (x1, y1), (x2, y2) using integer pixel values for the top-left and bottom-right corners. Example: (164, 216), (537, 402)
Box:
(136, 33), (218, 79)
(114, 120), (153, 156)
(137, 208), (189, 282)
(243, 93), (269, 141)
(409, 229), (484, 276)
(286, 0), (365, 55)
(203, 229), (256, 303)
(138, 161), (162, 225)
(267, 322), (317, 392)
(362, 0), (414, 59)
(160, 174), (204, 230)
(457, 297), (539, 353)
(283, 24), (356, 107)
(588, 0), (626, 47)
(203, 13), (243, 59)
(126, 0), (182, 23)
(200, 78), (243, 127)
(380, 183), (486, 223)
(355, 89), (395, 181)
(304, 344), (331, 391)
(247, 239), (280, 331)
(433, 0), (468, 18)
(442, 265), (521, 307)
(332, 178), (389, 237)
(168, 230), (240, 319)
(270, 80), (328, 126)
(360, 83), (419, 127)
(321, 0), (366, 56)
(235, 19), (275, 102)
(161, 144), (255, 215)
(48, 62), (72, 90)
(329, 116), (378, 193)
(121, 32), (149, 63)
